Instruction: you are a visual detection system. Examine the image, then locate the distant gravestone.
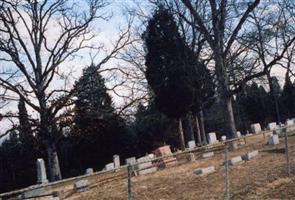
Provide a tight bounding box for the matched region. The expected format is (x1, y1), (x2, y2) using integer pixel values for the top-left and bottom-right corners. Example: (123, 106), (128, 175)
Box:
(268, 135), (279, 145)
(36, 158), (48, 184)
(113, 155), (120, 169)
(187, 140), (196, 149)
(85, 168), (93, 175)
(104, 163), (115, 171)
(236, 131), (241, 138)
(208, 132), (218, 144)
(194, 166), (215, 176)
(125, 157), (136, 165)
(22, 187), (45, 199)
(137, 156), (157, 175)
(202, 152), (214, 158)
(286, 119), (294, 126)
(221, 136), (226, 141)
(228, 156), (243, 165)
(153, 145), (177, 168)
(267, 122), (277, 130)
(250, 123), (261, 133)
(242, 150), (259, 161)
(74, 180), (89, 192)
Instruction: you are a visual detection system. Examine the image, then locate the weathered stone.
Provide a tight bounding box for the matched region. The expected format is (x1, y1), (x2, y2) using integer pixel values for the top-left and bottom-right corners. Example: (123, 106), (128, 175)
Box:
(228, 156), (243, 165)
(194, 166), (215, 176)
(221, 135), (226, 141)
(148, 153), (155, 159)
(187, 140), (196, 149)
(267, 122), (277, 130)
(242, 150), (259, 161)
(153, 145), (177, 168)
(36, 158), (48, 184)
(85, 168), (93, 175)
(113, 155), (120, 169)
(208, 132), (218, 144)
(286, 119), (294, 126)
(250, 123), (261, 133)
(202, 152), (214, 158)
(23, 187), (45, 198)
(104, 163), (114, 171)
(236, 131), (241, 137)
(137, 156), (157, 175)
(74, 180), (89, 192)
(125, 157), (136, 165)
(268, 135), (279, 145)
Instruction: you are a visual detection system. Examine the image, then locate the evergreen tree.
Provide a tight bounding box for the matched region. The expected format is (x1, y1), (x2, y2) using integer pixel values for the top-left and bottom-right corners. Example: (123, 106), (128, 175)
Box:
(143, 6), (198, 149)
(72, 64), (135, 171)
(18, 97), (33, 142)
(280, 73), (295, 120)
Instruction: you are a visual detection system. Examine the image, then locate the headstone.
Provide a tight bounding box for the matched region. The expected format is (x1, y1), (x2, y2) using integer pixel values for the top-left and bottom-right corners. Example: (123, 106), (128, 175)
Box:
(236, 131), (241, 137)
(208, 132), (218, 144)
(36, 158), (48, 184)
(194, 166), (215, 176)
(202, 152), (214, 158)
(113, 155), (120, 169)
(85, 168), (93, 175)
(148, 153), (155, 159)
(22, 187), (45, 198)
(250, 123), (261, 133)
(242, 150), (259, 161)
(187, 140), (196, 149)
(268, 134), (279, 145)
(137, 156), (157, 175)
(267, 122), (277, 130)
(153, 145), (177, 168)
(125, 157), (136, 165)
(228, 156), (243, 165)
(286, 119), (294, 126)
(221, 135), (226, 141)
(104, 163), (115, 171)
(74, 180), (89, 192)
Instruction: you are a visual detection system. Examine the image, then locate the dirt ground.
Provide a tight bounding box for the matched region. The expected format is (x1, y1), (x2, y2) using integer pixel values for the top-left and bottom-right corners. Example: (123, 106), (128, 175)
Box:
(61, 134), (295, 200)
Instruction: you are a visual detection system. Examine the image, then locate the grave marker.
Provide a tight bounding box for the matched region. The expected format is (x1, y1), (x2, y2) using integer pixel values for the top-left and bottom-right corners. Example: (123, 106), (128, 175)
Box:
(36, 158), (48, 184)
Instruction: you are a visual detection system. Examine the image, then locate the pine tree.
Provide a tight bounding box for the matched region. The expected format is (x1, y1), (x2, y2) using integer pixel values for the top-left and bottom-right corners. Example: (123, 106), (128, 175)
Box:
(18, 97), (33, 142)
(280, 73), (295, 120)
(143, 6), (198, 149)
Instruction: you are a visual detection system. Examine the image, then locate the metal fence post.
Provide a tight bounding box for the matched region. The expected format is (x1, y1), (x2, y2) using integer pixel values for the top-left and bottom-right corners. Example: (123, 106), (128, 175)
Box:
(127, 164), (132, 200)
(224, 142), (230, 200)
(283, 128), (291, 176)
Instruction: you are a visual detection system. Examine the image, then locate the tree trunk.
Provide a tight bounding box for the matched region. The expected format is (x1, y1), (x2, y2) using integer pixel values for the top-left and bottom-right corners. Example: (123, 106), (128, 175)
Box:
(224, 97), (237, 139)
(47, 139), (62, 181)
(198, 110), (207, 145)
(178, 118), (186, 150)
(184, 114), (195, 142)
(267, 73), (281, 124)
(194, 114), (202, 146)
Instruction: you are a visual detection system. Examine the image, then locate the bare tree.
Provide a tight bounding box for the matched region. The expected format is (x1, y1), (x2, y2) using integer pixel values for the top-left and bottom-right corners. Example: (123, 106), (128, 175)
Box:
(0, 0), (132, 181)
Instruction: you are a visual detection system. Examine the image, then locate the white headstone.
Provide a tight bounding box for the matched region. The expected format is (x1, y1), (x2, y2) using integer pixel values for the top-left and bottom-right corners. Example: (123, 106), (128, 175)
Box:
(221, 135), (226, 141)
(268, 135), (279, 145)
(267, 122), (277, 130)
(137, 156), (157, 175)
(74, 180), (89, 192)
(286, 119), (294, 126)
(85, 168), (93, 175)
(125, 157), (136, 165)
(187, 140), (196, 149)
(148, 153), (155, 159)
(250, 123), (261, 133)
(228, 156), (243, 165)
(202, 152), (214, 158)
(194, 166), (215, 176)
(113, 155), (120, 169)
(36, 158), (48, 184)
(104, 163), (115, 171)
(242, 150), (259, 161)
(208, 132), (218, 144)
(236, 131), (241, 137)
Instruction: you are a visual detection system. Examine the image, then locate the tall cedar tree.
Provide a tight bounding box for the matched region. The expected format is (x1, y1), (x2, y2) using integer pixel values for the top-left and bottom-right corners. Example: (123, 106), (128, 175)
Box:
(143, 7), (198, 149)
(72, 65), (134, 170)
